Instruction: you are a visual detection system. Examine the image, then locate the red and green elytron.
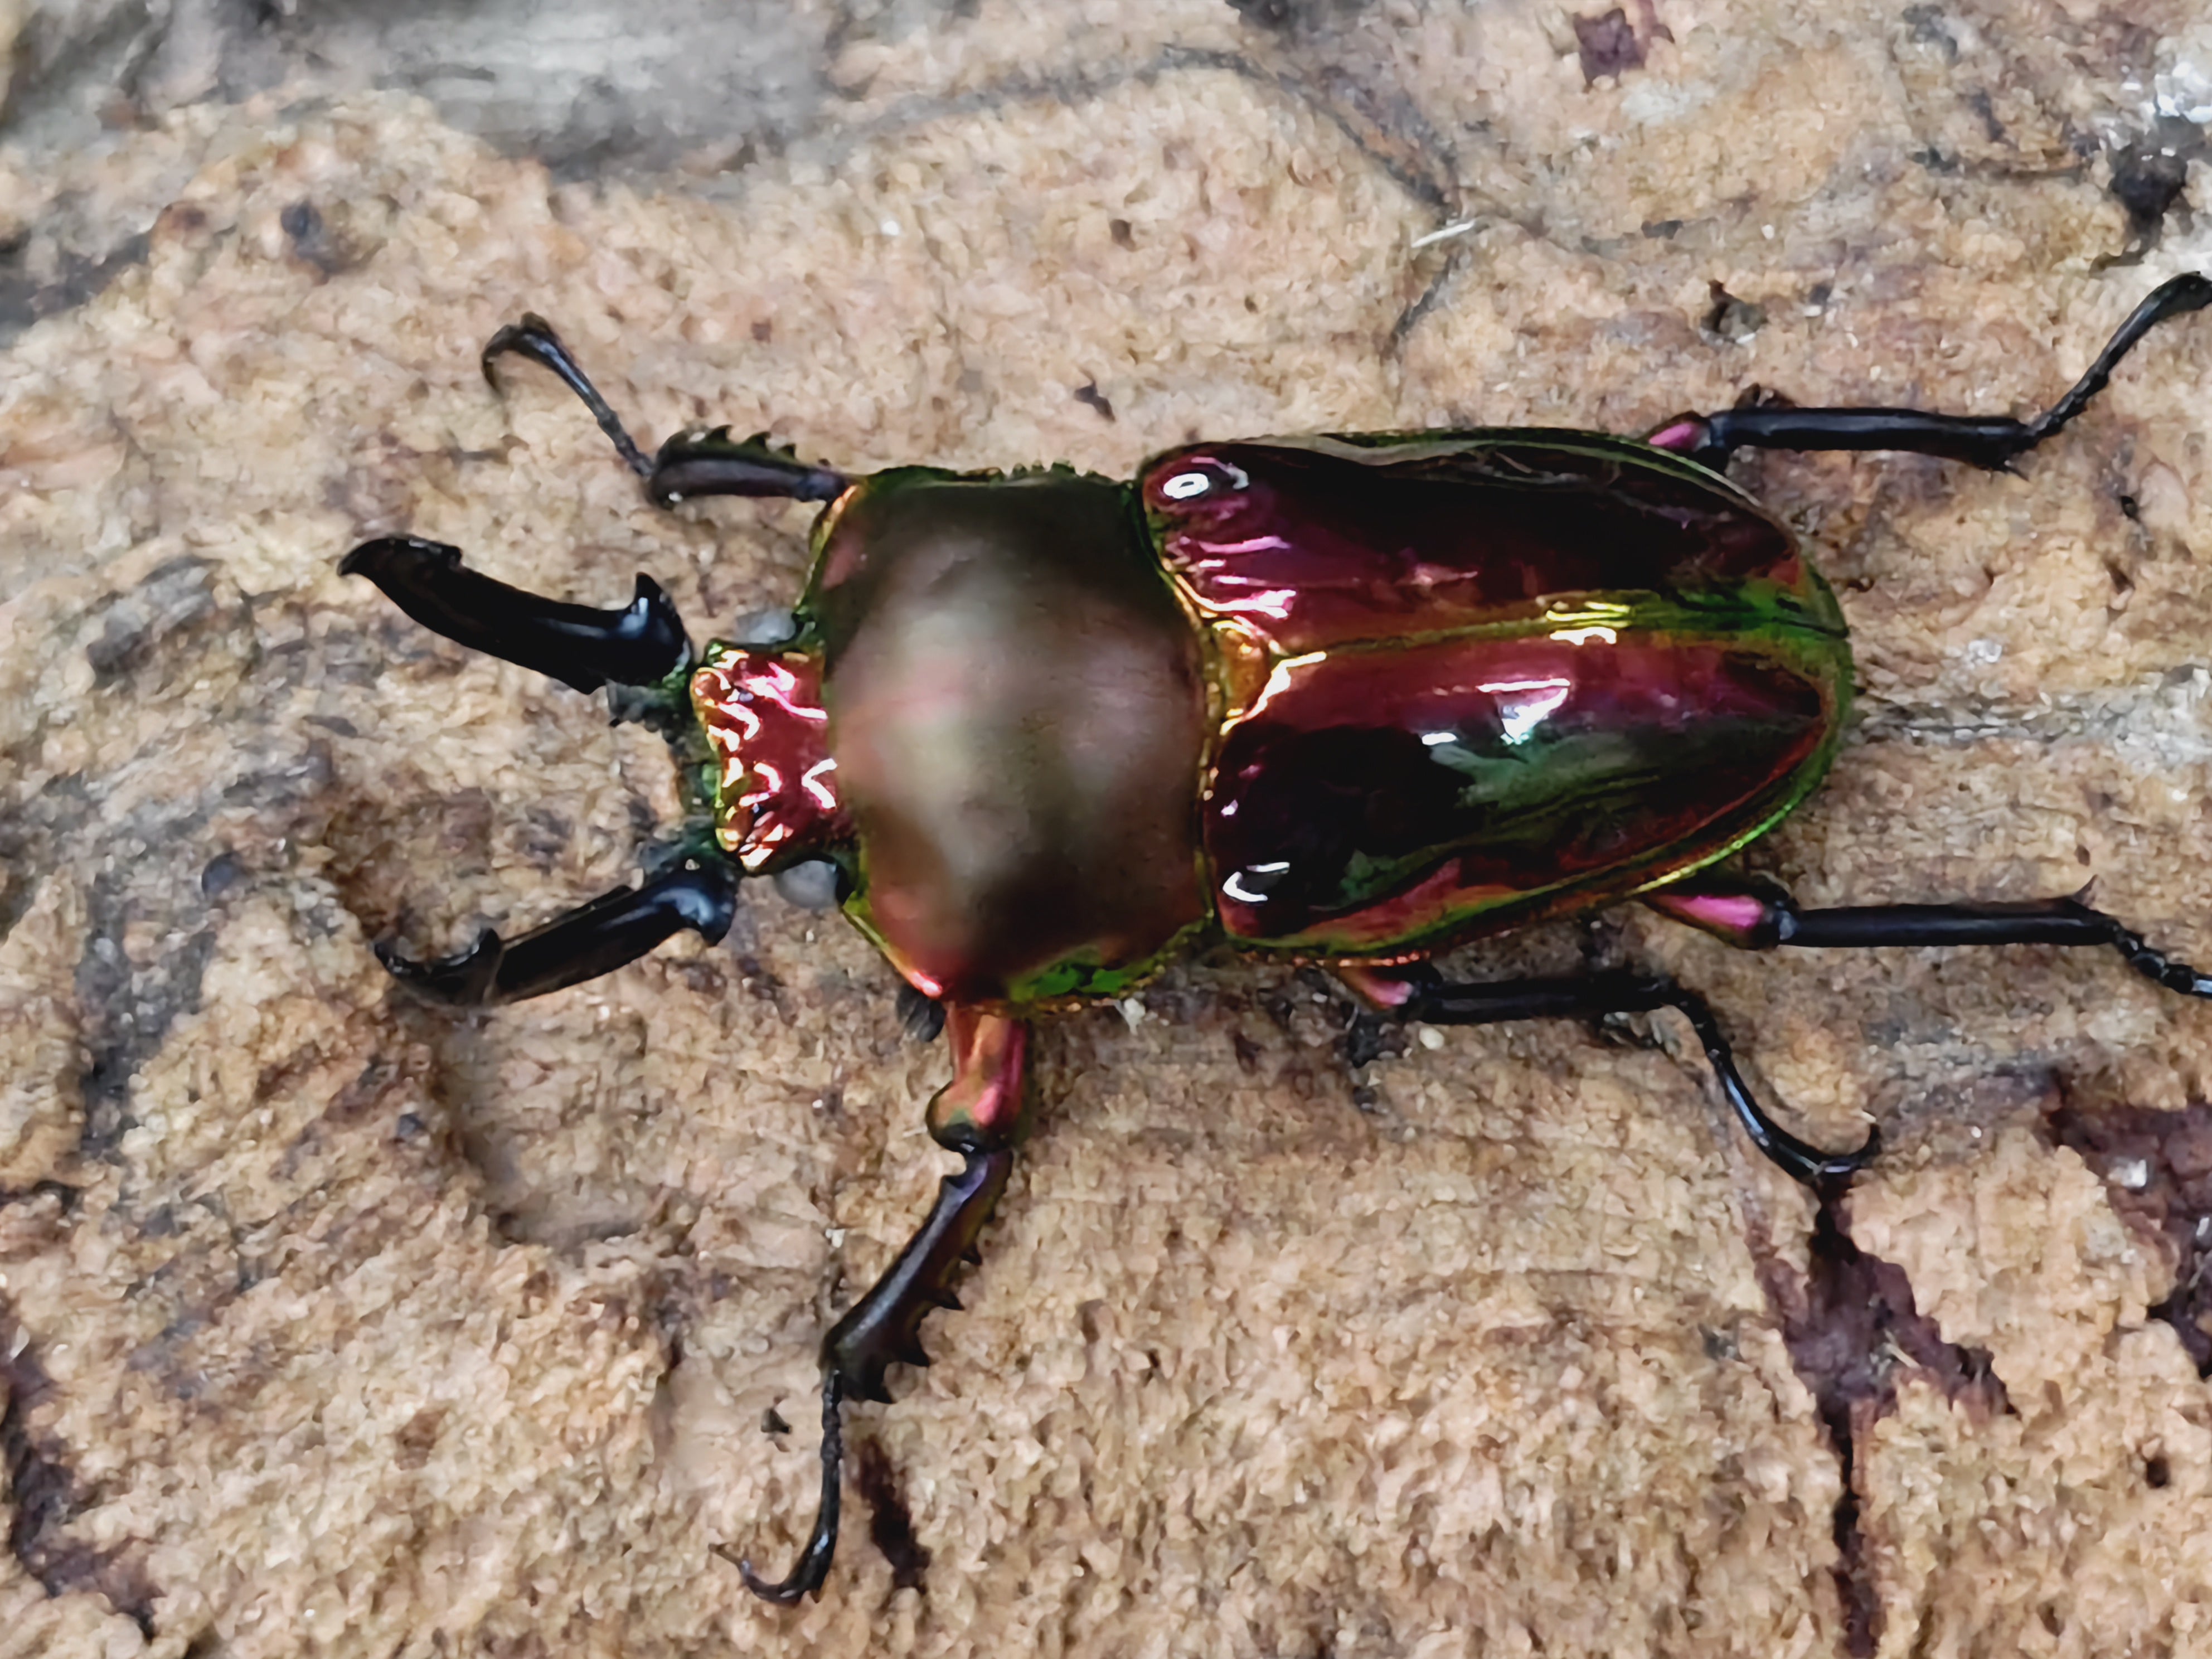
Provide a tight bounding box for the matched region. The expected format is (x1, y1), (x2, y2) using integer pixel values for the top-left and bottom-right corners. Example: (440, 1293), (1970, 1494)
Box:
(342, 276), (2212, 1603)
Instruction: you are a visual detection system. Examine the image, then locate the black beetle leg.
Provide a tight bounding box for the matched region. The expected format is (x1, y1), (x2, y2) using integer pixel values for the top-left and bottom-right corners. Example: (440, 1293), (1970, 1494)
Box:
(479, 312), (849, 506)
(726, 1008), (1025, 1602)
(727, 1144), (1015, 1603)
(340, 536), (691, 694)
(482, 312), (655, 478)
(1395, 967), (1876, 1188)
(379, 858), (739, 1006)
(1647, 875), (2212, 997)
(1647, 272), (2212, 470)
(725, 1372), (845, 1604)
(644, 426), (848, 509)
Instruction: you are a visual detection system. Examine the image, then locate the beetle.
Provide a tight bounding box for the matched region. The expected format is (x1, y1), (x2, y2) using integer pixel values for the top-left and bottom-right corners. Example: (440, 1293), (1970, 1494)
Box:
(342, 273), (2212, 1602)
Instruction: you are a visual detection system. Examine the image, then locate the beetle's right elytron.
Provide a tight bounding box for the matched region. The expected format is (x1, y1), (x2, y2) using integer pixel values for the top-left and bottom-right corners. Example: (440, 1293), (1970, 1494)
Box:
(341, 273), (2212, 1600)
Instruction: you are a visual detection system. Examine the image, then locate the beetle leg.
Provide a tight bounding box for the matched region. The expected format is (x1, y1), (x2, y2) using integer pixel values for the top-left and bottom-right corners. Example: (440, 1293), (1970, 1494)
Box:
(728, 1009), (1026, 1602)
(479, 313), (850, 505)
(482, 312), (654, 477)
(1400, 968), (1876, 1187)
(1335, 962), (1420, 1010)
(1647, 272), (2212, 471)
(923, 1007), (1029, 1151)
(1646, 875), (2212, 997)
(341, 536), (691, 693)
(646, 426), (848, 508)
(377, 858), (738, 1005)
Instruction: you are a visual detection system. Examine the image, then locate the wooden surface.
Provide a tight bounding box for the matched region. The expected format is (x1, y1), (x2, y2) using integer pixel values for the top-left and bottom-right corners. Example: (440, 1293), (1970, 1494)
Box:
(6, 2), (2212, 1654)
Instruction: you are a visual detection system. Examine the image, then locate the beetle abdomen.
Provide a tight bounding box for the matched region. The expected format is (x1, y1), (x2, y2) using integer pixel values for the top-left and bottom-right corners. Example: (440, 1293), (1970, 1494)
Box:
(806, 469), (1210, 1006)
(1141, 435), (1850, 957)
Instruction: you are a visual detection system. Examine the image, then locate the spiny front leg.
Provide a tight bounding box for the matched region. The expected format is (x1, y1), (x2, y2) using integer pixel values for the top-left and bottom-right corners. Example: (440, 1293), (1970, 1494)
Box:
(726, 1006), (1028, 1603)
(482, 312), (656, 478)
(481, 312), (848, 506)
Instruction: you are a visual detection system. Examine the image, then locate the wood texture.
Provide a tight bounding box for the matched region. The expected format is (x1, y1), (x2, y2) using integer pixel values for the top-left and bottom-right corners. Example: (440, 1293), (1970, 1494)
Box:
(5, 3), (2212, 1653)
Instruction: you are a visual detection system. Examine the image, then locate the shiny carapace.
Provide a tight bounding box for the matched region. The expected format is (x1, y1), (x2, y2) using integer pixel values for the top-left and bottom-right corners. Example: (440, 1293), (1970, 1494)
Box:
(342, 275), (2212, 1602)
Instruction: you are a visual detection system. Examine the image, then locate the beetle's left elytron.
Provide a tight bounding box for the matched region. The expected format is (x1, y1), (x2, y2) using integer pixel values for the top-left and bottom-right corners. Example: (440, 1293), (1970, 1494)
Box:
(343, 276), (2212, 1602)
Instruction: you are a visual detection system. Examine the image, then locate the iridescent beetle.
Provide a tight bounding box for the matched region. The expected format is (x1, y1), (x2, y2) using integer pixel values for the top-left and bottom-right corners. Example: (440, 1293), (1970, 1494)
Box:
(342, 275), (2212, 1600)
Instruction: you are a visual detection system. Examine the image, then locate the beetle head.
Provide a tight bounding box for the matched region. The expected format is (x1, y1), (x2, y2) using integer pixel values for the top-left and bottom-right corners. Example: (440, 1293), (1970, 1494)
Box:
(690, 644), (853, 874)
